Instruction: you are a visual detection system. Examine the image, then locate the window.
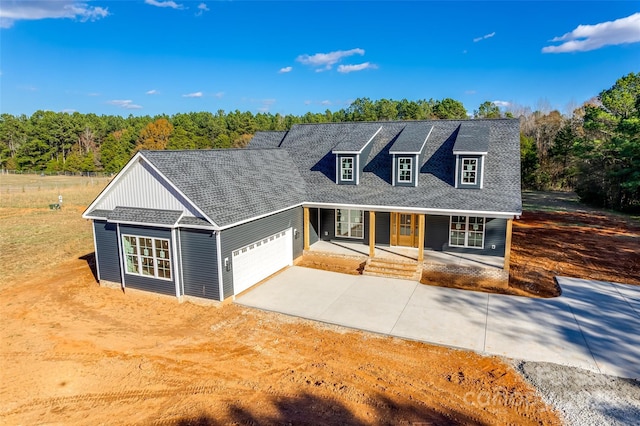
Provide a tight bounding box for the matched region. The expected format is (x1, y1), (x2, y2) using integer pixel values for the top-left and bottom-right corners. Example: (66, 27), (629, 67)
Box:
(122, 235), (172, 280)
(449, 216), (484, 248)
(398, 157), (412, 182)
(335, 209), (363, 239)
(341, 157), (354, 181)
(461, 158), (477, 185)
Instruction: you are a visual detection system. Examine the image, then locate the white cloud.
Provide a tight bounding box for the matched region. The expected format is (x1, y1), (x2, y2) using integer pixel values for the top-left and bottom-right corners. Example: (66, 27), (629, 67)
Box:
(195, 3), (209, 15)
(214, 92), (224, 98)
(304, 100), (312, 105)
(107, 100), (142, 110)
(297, 48), (365, 71)
(183, 91), (203, 98)
(279, 66), (293, 74)
(492, 100), (511, 107)
(320, 100), (332, 106)
(87, 92), (100, 97)
(146, 89), (158, 95)
(258, 99), (276, 112)
(542, 13), (640, 53)
(337, 62), (377, 73)
(473, 32), (495, 42)
(61, 108), (76, 113)
(0, 0), (109, 28)
(465, 90), (477, 95)
(144, 0), (183, 10)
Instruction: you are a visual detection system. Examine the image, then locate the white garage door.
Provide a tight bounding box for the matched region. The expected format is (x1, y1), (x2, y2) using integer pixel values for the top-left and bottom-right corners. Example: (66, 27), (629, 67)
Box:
(232, 228), (293, 295)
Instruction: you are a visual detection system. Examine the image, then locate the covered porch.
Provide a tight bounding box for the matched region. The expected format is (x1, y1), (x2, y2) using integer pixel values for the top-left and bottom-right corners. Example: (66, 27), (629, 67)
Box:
(303, 207), (512, 271)
(307, 239), (505, 270)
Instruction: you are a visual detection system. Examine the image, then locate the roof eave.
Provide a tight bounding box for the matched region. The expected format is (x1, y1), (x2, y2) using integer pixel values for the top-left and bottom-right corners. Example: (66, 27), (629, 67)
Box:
(303, 201), (521, 219)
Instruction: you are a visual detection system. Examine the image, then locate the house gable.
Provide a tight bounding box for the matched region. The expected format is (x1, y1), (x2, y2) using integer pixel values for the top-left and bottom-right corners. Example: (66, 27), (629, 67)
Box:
(84, 154), (205, 222)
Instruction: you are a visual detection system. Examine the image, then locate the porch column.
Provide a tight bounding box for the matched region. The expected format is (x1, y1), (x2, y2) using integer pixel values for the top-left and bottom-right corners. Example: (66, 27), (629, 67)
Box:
(503, 218), (513, 272)
(369, 211), (376, 257)
(303, 207), (310, 251)
(417, 214), (425, 262)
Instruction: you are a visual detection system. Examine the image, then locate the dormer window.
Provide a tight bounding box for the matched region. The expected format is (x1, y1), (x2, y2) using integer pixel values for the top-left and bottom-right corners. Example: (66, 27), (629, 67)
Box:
(332, 125), (383, 185)
(453, 123), (488, 189)
(389, 123), (432, 188)
(398, 157), (412, 182)
(341, 157), (354, 181)
(461, 158), (477, 185)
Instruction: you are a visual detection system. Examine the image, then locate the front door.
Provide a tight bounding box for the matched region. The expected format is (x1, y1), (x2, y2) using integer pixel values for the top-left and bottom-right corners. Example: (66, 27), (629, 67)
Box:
(392, 213), (418, 247)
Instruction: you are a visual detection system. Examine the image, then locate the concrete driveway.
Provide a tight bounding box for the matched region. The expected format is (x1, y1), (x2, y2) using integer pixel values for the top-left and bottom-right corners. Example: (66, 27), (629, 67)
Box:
(236, 267), (640, 379)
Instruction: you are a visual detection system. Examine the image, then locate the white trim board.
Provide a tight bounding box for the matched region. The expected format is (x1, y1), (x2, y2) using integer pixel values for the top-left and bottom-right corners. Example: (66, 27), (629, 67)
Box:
(303, 202), (520, 219)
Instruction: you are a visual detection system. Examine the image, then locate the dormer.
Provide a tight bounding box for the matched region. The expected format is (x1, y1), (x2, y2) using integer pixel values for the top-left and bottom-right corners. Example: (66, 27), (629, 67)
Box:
(389, 123), (433, 187)
(453, 123), (489, 189)
(332, 125), (382, 185)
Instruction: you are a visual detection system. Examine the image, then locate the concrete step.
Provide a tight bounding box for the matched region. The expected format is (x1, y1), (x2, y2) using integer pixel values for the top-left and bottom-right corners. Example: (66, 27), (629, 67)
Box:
(363, 257), (422, 281)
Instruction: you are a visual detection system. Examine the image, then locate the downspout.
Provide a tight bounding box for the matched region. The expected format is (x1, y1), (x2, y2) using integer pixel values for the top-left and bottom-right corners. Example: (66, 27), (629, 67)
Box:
(216, 230), (225, 302)
(116, 223), (126, 290)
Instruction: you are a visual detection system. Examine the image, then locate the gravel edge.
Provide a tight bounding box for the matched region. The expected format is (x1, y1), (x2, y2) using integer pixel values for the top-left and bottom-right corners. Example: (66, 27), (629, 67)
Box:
(514, 360), (640, 426)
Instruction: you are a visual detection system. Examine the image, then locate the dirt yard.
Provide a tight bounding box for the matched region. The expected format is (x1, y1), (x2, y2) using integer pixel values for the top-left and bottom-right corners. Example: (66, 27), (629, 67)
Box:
(0, 175), (566, 424)
(509, 192), (640, 297)
(4, 176), (638, 425)
(1, 259), (560, 425)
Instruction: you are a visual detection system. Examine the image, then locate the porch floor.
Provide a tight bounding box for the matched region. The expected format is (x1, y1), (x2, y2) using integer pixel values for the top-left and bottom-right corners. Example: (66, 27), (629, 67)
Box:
(308, 240), (504, 269)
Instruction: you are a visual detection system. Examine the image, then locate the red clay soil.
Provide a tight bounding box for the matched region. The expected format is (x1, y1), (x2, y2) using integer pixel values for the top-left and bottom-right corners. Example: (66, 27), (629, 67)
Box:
(509, 210), (640, 297)
(0, 259), (561, 425)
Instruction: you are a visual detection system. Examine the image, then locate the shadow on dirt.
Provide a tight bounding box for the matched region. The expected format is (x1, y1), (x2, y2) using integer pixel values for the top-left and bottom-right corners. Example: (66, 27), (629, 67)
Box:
(173, 391), (487, 425)
(79, 252), (98, 283)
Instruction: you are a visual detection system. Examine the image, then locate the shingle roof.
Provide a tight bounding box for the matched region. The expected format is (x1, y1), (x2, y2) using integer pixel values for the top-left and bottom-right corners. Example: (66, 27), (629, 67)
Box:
(141, 149), (306, 227)
(108, 207), (183, 226)
(389, 123), (433, 154)
(328, 123), (383, 153)
(87, 209), (111, 219)
(278, 119), (521, 215)
(453, 122), (490, 154)
(247, 131), (287, 148)
(178, 216), (214, 227)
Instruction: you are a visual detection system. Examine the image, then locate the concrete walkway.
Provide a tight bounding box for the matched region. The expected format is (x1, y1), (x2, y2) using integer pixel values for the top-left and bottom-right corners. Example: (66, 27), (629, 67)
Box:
(236, 267), (640, 379)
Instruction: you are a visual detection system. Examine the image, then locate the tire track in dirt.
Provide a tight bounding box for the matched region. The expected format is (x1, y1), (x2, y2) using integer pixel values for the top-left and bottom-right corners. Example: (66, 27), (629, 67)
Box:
(1, 383), (227, 417)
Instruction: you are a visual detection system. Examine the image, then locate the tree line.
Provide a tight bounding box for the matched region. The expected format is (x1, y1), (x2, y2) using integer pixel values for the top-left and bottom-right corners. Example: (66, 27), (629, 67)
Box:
(1, 73), (638, 212)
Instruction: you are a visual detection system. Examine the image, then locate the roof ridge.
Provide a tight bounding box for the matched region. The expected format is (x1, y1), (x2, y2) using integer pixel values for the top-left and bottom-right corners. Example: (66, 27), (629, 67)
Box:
(142, 147), (283, 153)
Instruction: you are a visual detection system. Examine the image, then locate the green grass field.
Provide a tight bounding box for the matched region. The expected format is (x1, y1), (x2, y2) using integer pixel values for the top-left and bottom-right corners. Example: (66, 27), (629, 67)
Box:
(0, 174), (111, 287)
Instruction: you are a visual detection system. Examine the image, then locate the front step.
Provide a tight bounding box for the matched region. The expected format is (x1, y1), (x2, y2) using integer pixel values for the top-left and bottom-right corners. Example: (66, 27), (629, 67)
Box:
(363, 257), (422, 281)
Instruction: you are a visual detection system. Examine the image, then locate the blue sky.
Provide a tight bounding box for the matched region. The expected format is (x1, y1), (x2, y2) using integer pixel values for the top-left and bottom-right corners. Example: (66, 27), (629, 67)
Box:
(1, 1), (639, 117)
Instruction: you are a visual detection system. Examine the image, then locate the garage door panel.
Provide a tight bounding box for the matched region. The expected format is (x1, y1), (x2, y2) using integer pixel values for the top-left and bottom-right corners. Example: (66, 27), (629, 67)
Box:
(232, 229), (292, 294)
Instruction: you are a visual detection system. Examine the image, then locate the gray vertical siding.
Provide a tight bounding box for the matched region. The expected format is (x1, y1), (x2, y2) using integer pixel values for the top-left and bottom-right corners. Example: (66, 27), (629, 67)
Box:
(220, 207), (304, 299)
(320, 208), (335, 240)
(375, 212), (391, 245)
(360, 143), (374, 174)
(309, 208), (320, 245)
(94, 220), (121, 283)
(425, 215), (450, 251)
(425, 215), (506, 256)
(180, 229), (219, 300)
(119, 225), (175, 296)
